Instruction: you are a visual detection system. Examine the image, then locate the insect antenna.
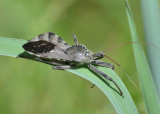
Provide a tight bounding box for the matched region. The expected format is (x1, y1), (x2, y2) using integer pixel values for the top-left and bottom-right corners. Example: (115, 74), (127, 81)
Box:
(102, 41), (160, 92)
(103, 42), (160, 52)
(103, 54), (141, 92)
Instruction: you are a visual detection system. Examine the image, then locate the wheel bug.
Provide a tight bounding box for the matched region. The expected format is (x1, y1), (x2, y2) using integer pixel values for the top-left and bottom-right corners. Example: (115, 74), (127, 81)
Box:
(22, 32), (159, 97)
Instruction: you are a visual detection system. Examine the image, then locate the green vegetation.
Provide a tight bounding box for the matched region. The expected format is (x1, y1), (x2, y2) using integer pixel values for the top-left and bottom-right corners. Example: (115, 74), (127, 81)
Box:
(126, 0), (160, 113)
(0, 0), (159, 113)
(0, 37), (138, 114)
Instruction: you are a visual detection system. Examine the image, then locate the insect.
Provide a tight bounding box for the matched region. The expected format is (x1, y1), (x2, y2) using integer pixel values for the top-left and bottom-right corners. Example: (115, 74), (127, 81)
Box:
(22, 32), (123, 96)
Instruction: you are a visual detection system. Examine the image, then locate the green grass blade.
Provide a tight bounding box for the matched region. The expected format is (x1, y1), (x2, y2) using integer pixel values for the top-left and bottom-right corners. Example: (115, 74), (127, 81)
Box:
(0, 37), (138, 114)
(141, 0), (160, 99)
(0, 38), (27, 57)
(125, 0), (160, 113)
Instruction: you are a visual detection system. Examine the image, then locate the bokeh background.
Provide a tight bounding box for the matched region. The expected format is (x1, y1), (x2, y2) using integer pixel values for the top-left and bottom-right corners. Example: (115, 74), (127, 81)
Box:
(0, 0), (145, 114)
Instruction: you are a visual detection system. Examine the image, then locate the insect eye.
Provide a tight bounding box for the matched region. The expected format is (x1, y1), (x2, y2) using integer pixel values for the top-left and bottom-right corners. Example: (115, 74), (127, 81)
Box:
(96, 53), (100, 57)
(96, 52), (104, 57)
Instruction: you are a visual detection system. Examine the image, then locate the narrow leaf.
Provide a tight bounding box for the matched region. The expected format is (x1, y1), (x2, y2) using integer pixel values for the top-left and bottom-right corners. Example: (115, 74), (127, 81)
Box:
(141, 0), (160, 99)
(125, 0), (160, 113)
(0, 37), (138, 114)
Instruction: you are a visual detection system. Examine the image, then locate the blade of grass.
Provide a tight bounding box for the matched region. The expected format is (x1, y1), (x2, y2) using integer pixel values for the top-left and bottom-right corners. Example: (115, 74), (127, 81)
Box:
(125, 0), (160, 113)
(141, 0), (160, 99)
(0, 37), (138, 114)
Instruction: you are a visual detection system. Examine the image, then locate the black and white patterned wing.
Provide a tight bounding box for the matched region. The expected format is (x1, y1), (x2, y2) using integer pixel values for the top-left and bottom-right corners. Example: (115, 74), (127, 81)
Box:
(29, 32), (70, 50)
(22, 32), (72, 61)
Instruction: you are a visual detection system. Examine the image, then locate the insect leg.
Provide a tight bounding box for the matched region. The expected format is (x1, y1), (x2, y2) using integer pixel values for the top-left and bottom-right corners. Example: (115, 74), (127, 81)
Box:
(88, 64), (123, 96)
(91, 60), (114, 70)
(53, 65), (73, 70)
(73, 34), (78, 45)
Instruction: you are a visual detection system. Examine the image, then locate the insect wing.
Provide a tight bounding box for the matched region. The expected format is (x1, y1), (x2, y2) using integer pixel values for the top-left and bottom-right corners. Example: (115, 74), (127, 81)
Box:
(23, 32), (72, 61)
(29, 32), (70, 50)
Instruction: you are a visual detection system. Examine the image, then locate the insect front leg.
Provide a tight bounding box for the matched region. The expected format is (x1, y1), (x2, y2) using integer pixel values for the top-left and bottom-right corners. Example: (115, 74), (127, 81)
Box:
(88, 64), (123, 97)
(91, 60), (114, 70)
(53, 65), (74, 70)
(72, 34), (78, 45)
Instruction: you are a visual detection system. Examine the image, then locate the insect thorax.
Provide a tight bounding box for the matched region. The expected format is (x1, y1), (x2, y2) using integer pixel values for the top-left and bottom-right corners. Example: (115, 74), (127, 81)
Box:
(66, 45), (93, 64)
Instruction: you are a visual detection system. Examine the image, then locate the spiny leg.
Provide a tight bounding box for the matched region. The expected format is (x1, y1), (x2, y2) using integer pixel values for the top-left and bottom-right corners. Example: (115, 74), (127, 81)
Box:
(73, 34), (78, 45)
(88, 64), (123, 97)
(53, 65), (73, 70)
(91, 60), (114, 70)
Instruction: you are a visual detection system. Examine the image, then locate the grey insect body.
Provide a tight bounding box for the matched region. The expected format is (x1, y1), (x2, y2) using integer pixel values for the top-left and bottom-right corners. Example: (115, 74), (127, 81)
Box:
(22, 32), (123, 96)
(66, 45), (93, 64)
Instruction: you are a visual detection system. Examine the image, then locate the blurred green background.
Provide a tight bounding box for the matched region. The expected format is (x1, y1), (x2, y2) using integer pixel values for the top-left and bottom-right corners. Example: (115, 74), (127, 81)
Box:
(0, 0), (145, 114)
